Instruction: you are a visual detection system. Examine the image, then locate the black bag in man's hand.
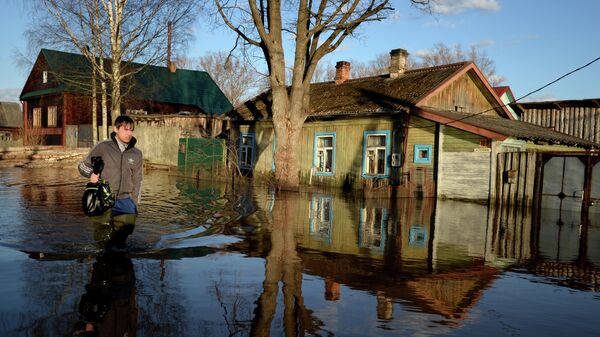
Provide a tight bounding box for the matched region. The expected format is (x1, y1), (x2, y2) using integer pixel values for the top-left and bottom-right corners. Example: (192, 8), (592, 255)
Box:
(91, 156), (104, 174)
(82, 157), (115, 216)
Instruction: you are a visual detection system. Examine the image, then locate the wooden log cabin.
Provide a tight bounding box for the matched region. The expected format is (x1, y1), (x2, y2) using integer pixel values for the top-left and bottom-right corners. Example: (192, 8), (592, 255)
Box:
(228, 48), (598, 200)
(19, 49), (232, 146)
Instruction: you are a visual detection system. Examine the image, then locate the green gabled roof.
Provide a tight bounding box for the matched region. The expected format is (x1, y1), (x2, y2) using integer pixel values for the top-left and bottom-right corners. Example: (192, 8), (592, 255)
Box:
(129, 64), (233, 115)
(21, 49), (232, 115)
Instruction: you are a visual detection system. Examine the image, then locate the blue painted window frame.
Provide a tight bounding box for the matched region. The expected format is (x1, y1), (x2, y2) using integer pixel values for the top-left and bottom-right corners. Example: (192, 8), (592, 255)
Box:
(413, 144), (432, 164)
(313, 132), (336, 176)
(362, 130), (391, 178)
(309, 194), (333, 244)
(358, 207), (388, 253)
(238, 132), (255, 169)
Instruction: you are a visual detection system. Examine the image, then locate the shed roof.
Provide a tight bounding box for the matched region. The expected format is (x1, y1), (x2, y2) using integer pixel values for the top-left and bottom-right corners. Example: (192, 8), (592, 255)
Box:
(416, 107), (599, 148)
(20, 49), (233, 115)
(0, 101), (22, 128)
(230, 62), (470, 121)
(515, 98), (600, 109)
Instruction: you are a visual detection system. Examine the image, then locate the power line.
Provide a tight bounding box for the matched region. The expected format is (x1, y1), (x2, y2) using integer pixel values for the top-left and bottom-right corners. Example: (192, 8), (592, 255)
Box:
(418, 55), (600, 128)
(513, 56), (600, 103)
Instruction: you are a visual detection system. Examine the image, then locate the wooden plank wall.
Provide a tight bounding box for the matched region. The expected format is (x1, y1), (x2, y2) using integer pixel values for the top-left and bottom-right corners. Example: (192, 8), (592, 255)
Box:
(489, 152), (538, 260)
(438, 152), (491, 201)
(522, 107), (600, 144)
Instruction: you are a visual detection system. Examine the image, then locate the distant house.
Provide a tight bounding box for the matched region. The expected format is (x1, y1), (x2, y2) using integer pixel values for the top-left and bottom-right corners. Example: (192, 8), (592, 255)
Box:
(0, 101), (22, 143)
(228, 48), (597, 200)
(19, 49), (232, 146)
(514, 98), (600, 144)
(493, 86), (520, 120)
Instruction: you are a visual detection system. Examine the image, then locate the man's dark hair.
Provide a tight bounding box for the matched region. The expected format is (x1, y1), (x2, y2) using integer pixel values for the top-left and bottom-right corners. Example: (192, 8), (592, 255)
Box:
(114, 115), (135, 130)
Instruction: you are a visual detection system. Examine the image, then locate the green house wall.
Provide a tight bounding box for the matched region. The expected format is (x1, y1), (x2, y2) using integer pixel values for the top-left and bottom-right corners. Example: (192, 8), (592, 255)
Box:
(234, 115), (438, 196)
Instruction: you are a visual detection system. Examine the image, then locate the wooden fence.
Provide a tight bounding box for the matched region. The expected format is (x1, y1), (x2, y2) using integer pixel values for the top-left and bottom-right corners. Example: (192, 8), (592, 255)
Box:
(522, 106), (600, 144)
(490, 152), (538, 260)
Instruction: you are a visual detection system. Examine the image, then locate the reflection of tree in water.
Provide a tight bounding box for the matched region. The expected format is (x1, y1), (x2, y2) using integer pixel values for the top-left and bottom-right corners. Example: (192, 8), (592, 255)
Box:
(135, 260), (188, 336)
(249, 191), (328, 337)
(8, 257), (90, 336)
(195, 271), (257, 336)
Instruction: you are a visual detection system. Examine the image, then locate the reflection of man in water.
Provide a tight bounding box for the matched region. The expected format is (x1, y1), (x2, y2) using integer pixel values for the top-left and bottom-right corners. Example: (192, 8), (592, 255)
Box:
(73, 253), (138, 337)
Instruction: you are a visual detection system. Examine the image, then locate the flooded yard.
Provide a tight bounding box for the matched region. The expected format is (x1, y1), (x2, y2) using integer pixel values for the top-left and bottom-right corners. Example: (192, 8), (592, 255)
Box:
(0, 167), (599, 336)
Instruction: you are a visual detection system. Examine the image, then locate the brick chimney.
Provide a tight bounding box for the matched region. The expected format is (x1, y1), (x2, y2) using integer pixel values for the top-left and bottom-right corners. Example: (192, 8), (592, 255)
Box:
(334, 61), (351, 84)
(389, 48), (409, 78)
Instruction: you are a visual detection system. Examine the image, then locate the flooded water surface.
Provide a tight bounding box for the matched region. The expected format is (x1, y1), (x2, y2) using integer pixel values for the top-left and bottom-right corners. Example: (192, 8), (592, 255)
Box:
(0, 167), (598, 336)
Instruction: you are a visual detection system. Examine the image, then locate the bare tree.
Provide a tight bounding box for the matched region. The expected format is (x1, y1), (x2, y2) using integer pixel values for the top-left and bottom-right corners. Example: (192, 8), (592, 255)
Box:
(177, 51), (266, 107)
(214, 0), (429, 189)
(415, 42), (506, 86)
(30, 0), (197, 134)
(24, 0), (110, 141)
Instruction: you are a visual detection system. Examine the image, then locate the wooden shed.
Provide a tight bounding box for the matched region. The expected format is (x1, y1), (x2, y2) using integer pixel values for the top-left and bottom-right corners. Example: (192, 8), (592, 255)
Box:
(0, 101), (22, 143)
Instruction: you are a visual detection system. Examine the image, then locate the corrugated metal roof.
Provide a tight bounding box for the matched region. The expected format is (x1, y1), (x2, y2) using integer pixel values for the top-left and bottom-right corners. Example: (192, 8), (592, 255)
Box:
(517, 98), (600, 109)
(423, 108), (599, 148)
(0, 101), (22, 128)
(20, 49), (233, 115)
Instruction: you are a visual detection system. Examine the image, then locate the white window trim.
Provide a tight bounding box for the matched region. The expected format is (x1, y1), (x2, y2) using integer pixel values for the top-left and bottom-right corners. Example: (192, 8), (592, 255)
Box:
(363, 130), (391, 178)
(313, 132), (336, 176)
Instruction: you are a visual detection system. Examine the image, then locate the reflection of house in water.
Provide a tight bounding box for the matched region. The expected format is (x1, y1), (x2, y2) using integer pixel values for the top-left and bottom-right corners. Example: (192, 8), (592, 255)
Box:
(233, 192), (501, 322)
(488, 180), (600, 291)
(309, 194), (333, 244)
(232, 186), (600, 331)
(358, 206), (387, 253)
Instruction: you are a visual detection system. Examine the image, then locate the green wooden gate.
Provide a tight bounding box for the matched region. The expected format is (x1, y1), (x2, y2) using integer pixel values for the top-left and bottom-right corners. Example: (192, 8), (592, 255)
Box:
(178, 138), (226, 176)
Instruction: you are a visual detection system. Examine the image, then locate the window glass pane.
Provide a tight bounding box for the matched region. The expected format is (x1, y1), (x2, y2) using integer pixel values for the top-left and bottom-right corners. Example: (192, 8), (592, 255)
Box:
(367, 149), (375, 174)
(325, 149), (333, 172)
(377, 149), (386, 174)
(48, 106), (57, 127)
(318, 136), (333, 148)
(33, 108), (41, 127)
(367, 135), (385, 147)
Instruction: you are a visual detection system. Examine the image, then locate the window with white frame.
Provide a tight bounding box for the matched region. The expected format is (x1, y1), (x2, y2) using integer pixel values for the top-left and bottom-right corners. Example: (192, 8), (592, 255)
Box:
(364, 131), (389, 176)
(32, 108), (42, 127)
(42, 71), (48, 84)
(47, 106), (58, 127)
(314, 133), (335, 175)
(239, 134), (254, 169)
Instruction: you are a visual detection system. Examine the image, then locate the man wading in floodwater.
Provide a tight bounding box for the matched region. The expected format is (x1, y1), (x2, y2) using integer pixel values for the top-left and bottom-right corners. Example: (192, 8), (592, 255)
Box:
(79, 115), (143, 249)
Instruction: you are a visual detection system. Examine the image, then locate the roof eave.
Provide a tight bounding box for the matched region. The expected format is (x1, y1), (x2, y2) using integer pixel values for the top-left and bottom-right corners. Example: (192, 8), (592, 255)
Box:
(413, 107), (508, 140)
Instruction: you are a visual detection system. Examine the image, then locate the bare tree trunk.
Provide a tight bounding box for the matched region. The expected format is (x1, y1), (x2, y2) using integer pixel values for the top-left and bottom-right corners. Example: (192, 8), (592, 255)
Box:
(103, 0), (124, 122)
(101, 77), (108, 139)
(91, 69), (98, 144)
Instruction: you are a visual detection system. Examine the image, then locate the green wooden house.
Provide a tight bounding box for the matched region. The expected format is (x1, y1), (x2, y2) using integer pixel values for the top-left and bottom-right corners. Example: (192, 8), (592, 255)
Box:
(228, 48), (597, 200)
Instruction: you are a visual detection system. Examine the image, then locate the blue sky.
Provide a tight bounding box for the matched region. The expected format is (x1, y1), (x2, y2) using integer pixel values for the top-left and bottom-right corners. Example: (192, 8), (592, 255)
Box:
(1, 0), (599, 103)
